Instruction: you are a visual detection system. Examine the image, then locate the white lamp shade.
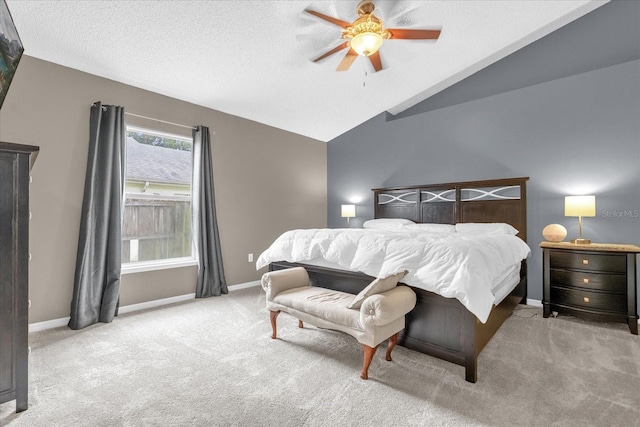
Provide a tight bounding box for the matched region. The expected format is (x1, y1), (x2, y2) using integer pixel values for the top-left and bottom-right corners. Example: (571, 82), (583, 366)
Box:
(341, 204), (356, 218)
(565, 195), (596, 217)
(350, 32), (383, 56)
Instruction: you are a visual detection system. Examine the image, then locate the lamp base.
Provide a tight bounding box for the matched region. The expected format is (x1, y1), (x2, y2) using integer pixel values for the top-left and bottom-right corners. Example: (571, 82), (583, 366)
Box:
(571, 238), (591, 245)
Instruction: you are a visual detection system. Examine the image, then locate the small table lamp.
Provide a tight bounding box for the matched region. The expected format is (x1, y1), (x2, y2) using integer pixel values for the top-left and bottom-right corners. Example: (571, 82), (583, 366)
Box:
(341, 204), (355, 226)
(564, 195), (596, 244)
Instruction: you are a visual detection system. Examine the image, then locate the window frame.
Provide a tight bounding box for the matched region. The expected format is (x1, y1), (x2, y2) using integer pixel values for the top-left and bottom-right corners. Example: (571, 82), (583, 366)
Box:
(121, 125), (197, 274)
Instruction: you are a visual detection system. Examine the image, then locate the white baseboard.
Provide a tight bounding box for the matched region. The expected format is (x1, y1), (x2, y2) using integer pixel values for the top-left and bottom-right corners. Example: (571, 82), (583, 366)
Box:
(229, 280), (261, 291)
(29, 280), (262, 333)
(29, 317), (71, 333)
(118, 293), (196, 315)
(525, 298), (543, 307)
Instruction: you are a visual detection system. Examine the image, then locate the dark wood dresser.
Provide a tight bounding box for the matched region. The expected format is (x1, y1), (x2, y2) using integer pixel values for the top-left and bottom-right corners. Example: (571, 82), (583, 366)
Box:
(541, 241), (640, 335)
(0, 142), (39, 412)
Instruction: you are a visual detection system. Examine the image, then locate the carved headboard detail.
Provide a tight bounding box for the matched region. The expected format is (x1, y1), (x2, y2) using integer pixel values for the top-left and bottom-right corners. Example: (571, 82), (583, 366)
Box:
(373, 177), (529, 242)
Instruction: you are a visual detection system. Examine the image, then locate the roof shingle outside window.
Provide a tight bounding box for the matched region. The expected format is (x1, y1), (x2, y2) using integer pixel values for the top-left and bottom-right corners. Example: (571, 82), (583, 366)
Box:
(125, 137), (191, 185)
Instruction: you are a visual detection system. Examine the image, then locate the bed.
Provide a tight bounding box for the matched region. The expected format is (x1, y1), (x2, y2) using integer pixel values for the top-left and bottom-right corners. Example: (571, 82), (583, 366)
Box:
(261, 177), (530, 382)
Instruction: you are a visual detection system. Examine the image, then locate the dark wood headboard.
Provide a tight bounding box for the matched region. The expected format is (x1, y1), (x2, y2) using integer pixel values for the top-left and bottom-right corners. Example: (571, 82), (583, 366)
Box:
(373, 177), (529, 242)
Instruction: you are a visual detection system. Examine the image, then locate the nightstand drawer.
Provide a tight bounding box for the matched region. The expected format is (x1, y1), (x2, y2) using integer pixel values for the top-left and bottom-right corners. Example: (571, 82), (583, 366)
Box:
(550, 287), (627, 313)
(549, 269), (626, 293)
(550, 251), (626, 273)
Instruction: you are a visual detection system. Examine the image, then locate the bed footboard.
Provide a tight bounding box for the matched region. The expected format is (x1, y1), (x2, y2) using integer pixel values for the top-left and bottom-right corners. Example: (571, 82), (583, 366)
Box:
(399, 274), (526, 382)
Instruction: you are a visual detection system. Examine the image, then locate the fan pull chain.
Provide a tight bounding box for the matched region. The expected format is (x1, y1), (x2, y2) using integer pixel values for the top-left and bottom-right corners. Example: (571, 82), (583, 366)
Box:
(363, 71), (368, 87)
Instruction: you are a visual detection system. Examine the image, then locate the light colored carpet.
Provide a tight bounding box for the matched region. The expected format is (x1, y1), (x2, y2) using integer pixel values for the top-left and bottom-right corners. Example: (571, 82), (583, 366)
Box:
(1, 285), (639, 427)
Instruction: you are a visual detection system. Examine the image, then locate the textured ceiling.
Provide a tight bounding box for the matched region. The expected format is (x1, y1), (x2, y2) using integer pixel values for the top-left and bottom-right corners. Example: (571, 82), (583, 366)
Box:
(7, 0), (607, 142)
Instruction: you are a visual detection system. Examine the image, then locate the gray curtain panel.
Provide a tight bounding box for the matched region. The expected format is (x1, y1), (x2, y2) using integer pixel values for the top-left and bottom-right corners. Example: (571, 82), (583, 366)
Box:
(69, 102), (125, 330)
(193, 125), (227, 297)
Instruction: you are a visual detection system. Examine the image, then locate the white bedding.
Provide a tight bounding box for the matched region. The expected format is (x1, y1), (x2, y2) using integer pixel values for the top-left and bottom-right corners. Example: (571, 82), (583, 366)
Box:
(256, 228), (531, 323)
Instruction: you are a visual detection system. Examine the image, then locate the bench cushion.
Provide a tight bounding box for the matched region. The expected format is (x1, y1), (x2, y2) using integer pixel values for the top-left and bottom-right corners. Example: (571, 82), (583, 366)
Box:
(273, 287), (361, 330)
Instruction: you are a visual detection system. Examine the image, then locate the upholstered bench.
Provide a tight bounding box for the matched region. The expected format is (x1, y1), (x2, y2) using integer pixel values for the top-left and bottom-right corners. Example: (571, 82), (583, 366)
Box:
(261, 267), (416, 379)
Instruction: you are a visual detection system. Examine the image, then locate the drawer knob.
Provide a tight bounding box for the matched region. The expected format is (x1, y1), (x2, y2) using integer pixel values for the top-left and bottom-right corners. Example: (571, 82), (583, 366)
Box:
(583, 297), (590, 303)
(582, 259), (589, 265)
(583, 278), (589, 284)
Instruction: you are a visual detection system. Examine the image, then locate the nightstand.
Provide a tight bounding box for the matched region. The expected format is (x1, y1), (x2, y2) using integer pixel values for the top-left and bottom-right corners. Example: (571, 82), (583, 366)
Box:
(541, 241), (640, 335)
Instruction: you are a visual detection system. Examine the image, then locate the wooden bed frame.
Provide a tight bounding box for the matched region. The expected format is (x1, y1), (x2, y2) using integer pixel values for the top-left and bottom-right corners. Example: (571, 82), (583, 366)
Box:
(270, 177), (529, 382)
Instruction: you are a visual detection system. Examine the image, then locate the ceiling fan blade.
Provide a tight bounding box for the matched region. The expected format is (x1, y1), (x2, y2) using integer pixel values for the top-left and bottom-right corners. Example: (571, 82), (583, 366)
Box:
(336, 49), (358, 72)
(368, 51), (382, 72)
(312, 41), (350, 63)
(387, 28), (441, 40)
(304, 9), (351, 29)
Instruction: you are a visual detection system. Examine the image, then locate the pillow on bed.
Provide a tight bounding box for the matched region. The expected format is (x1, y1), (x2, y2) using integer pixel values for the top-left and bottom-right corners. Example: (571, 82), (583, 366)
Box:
(403, 223), (455, 233)
(455, 222), (519, 235)
(362, 218), (415, 230)
(347, 270), (408, 310)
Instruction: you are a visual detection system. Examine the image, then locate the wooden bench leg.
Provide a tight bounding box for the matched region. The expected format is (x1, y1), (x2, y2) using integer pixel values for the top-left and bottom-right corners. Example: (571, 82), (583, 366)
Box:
(269, 310), (280, 339)
(385, 333), (398, 361)
(361, 344), (378, 380)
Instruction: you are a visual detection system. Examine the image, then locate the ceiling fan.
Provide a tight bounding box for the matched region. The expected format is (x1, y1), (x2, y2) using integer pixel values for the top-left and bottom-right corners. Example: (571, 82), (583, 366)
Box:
(305, 0), (441, 72)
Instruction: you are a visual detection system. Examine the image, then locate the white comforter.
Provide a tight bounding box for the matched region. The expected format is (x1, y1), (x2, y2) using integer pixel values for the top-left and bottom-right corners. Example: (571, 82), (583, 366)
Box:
(256, 229), (531, 323)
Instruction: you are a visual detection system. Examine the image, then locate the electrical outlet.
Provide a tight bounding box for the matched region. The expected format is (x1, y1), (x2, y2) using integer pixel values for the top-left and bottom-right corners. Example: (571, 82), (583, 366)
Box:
(248, 253), (253, 262)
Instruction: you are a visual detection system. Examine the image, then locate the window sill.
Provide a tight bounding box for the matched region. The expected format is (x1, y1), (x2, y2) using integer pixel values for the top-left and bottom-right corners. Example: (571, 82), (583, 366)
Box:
(121, 258), (198, 275)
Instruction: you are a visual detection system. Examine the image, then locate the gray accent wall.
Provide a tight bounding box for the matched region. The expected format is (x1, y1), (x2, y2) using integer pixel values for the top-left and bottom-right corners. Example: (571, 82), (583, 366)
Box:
(327, 1), (640, 305)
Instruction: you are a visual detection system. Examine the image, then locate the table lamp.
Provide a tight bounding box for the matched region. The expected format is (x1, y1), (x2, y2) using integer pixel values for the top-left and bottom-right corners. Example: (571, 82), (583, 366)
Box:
(564, 195), (595, 244)
(341, 204), (355, 226)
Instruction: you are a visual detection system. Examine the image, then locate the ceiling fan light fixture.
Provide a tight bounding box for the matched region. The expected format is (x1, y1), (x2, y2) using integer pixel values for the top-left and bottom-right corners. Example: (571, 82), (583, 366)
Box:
(350, 31), (383, 56)
(305, 0), (441, 72)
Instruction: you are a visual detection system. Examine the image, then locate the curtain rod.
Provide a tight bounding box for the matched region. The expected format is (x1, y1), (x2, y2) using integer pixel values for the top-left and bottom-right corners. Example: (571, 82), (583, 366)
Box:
(91, 103), (201, 132)
(124, 112), (197, 131)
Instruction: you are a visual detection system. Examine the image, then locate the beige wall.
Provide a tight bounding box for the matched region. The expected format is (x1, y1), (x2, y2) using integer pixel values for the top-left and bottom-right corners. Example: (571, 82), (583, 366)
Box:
(0, 56), (327, 323)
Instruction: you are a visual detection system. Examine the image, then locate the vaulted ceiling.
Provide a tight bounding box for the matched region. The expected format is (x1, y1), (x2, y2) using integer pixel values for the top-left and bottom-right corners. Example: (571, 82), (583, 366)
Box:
(7, 1), (608, 142)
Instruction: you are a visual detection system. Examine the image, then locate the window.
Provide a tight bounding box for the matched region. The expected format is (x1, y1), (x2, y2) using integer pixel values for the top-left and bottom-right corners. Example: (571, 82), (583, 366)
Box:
(122, 126), (195, 271)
